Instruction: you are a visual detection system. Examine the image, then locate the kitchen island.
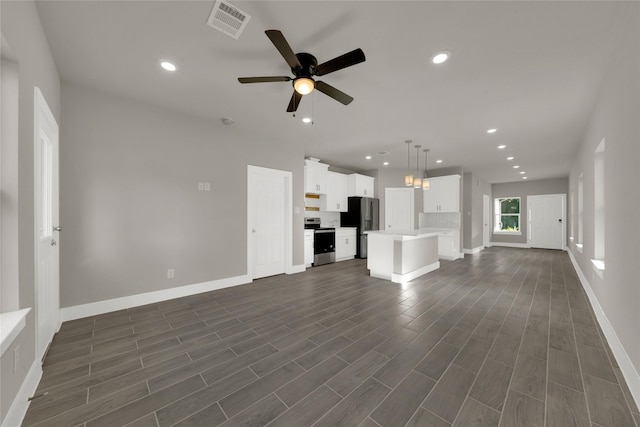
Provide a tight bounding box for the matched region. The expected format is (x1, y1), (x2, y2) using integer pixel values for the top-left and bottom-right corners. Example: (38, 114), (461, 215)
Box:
(365, 229), (444, 284)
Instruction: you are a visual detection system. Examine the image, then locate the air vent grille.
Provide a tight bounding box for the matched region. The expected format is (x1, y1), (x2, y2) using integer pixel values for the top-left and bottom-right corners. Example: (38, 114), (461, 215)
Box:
(207, 0), (251, 39)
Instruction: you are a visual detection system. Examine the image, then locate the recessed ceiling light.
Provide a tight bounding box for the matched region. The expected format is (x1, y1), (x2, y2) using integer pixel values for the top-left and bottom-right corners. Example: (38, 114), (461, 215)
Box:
(431, 51), (450, 64)
(302, 117), (312, 124)
(513, 165), (520, 169)
(487, 128), (497, 134)
(160, 60), (177, 72)
(436, 159), (443, 164)
(497, 145), (506, 149)
(365, 155), (372, 160)
(522, 176), (528, 180)
(519, 171), (526, 175)
(507, 156), (514, 160)
(383, 162), (389, 166)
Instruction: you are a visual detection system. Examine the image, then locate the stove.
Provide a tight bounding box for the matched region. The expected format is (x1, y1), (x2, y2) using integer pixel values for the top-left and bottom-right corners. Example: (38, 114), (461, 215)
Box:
(304, 218), (336, 266)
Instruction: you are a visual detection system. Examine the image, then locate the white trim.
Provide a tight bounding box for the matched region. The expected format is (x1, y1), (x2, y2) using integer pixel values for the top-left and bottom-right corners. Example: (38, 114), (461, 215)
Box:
(1, 359), (42, 427)
(568, 249), (640, 412)
(286, 264), (306, 274)
(0, 308), (31, 357)
(60, 274), (251, 322)
(490, 242), (530, 249)
(463, 246), (484, 255)
(391, 261), (440, 284)
(493, 231), (522, 236)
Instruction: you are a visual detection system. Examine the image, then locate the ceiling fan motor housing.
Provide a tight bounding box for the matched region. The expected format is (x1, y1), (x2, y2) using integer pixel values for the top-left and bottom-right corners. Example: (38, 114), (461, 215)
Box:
(293, 52), (318, 78)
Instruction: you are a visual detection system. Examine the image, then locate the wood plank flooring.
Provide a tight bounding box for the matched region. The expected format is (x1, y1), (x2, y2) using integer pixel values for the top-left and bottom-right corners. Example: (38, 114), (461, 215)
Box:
(23, 248), (640, 426)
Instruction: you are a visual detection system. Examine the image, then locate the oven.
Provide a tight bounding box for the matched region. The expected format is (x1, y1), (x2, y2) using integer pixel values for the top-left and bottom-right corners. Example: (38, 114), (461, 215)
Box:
(304, 218), (336, 266)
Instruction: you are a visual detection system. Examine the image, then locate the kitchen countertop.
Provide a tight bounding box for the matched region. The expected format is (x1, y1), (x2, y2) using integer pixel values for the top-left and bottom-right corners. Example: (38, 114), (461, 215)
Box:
(365, 228), (449, 239)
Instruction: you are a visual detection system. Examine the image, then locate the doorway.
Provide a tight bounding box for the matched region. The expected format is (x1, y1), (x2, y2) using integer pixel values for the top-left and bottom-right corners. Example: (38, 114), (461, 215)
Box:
(247, 165), (292, 279)
(34, 87), (60, 360)
(483, 194), (490, 248)
(527, 194), (566, 250)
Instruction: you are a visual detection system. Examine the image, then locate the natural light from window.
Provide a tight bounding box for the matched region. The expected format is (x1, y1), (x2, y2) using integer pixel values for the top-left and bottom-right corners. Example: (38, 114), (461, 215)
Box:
(593, 139), (605, 277)
(494, 197), (521, 233)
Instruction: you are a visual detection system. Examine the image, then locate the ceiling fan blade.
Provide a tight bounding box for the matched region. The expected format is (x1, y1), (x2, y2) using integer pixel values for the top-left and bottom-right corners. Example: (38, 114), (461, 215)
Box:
(315, 81), (354, 105)
(265, 30), (302, 69)
(238, 76), (291, 84)
(286, 91), (303, 112)
(315, 48), (365, 76)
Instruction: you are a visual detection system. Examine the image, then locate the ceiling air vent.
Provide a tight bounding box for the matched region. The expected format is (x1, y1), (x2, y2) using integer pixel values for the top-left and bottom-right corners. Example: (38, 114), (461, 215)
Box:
(207, 0), (251, 39)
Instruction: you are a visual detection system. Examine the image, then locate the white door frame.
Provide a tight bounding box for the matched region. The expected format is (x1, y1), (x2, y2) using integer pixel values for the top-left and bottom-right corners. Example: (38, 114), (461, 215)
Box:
(247, 165), (293, 279)
(527, 193), (566, 250)
(34, 87), (61, 360)
(483, 194), (490, 248)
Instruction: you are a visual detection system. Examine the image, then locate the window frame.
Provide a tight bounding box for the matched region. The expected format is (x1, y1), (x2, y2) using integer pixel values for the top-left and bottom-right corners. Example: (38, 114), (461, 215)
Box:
(493, 197), (522, 235)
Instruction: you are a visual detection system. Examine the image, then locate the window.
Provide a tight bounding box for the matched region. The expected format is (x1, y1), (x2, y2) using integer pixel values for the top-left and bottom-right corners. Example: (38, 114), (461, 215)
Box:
(494, 197), (521, 233)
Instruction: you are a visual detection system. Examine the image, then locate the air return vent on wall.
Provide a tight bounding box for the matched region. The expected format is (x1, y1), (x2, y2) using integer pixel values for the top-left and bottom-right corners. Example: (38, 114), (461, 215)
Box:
(207, 0), (251, 39)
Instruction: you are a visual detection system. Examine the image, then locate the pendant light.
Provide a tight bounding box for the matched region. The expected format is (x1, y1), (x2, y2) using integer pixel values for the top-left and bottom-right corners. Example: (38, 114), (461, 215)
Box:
(422, 149), (430, 190)
(404, 140), (413, 186)
(413, 145), (422, 188)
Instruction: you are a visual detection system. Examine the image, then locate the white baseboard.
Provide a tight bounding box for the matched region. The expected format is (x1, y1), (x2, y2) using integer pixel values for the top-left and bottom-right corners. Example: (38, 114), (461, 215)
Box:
(60, 274), (252, 322)
(286, 264), (306, 274)
(463, 246), (484, 255)
(392, 261), (440, 284)
(567, 249), (640, 411)
(2, 359), (42, 427)
(490, 242), (530, 249)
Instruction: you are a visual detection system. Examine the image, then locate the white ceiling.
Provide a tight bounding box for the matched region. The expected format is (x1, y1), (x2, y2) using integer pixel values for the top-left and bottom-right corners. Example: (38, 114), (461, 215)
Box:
(35, 1), (630, 183)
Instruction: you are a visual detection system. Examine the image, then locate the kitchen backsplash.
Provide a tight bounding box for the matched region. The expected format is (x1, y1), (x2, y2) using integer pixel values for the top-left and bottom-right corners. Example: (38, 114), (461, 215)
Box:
(420, 212), (461, 229)
(305, 211), (341, 228)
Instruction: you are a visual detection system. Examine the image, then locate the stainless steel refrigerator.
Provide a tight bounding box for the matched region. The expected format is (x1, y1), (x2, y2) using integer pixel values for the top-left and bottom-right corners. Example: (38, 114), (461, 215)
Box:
(340, 197), (380, 258)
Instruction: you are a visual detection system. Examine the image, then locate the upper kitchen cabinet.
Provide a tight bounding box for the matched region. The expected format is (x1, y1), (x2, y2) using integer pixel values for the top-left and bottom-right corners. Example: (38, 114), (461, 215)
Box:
(423, 174), (461, 213)
(347, 173), (375, 197)
(320, 172), (348, 212)
(304, 159), (329, 194)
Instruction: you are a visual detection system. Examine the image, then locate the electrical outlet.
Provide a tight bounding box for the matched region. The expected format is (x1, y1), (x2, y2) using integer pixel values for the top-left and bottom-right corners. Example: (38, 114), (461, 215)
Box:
(13, 345), (20, 373)
(198, 182), (204, 191)
(167, 269), (175, 279)
(204, 182), (211, 191)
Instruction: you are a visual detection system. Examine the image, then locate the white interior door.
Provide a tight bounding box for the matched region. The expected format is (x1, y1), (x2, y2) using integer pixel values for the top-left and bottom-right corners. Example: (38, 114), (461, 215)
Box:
(483, 194), (490, 247)
(248, 166), (291, 279)
(528, 194), (566, 250)
(385, 188), (414, 232)
(34, 87), (60, 360)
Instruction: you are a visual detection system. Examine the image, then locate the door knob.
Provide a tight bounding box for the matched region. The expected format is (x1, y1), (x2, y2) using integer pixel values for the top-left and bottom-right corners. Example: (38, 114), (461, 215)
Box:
(51, 239), (57, 246)
(53, 226), (62, 232)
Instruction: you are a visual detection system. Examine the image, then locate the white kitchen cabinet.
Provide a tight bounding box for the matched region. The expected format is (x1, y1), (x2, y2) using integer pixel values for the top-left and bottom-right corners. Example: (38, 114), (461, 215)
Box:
(320, 172), (348, 212)
(304, 230), (314, 267)
(304, 159), (329, 194)
(347, 174), (375, 197)
(336, 228), (357, 261)
(423, 174), (461, 213)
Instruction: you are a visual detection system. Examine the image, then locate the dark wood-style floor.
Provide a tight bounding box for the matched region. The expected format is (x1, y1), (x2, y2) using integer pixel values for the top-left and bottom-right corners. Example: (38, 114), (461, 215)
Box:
(23, 248), (639, 427)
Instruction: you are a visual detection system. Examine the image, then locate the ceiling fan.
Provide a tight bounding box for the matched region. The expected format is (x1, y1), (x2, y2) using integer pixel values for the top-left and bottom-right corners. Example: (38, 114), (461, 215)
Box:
(238, 30), (366, 112)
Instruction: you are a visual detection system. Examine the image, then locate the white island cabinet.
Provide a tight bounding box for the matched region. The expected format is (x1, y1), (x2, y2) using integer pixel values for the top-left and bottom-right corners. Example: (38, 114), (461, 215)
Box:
(366, 229), (444, 284)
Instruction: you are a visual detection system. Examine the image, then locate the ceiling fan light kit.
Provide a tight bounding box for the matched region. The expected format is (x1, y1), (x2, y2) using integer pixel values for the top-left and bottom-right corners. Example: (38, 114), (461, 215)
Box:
(238, 30), (365, 112)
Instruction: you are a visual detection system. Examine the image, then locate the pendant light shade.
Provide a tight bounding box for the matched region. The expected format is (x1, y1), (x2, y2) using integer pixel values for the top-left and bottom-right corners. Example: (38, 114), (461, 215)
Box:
(422, 149), (430, 190)
(413, 145), (422, 188)
(404, 140), (413, 186)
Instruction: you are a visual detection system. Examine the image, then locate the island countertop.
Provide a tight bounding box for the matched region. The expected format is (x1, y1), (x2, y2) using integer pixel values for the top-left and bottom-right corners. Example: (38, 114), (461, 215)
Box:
(365, 228), (450, 239)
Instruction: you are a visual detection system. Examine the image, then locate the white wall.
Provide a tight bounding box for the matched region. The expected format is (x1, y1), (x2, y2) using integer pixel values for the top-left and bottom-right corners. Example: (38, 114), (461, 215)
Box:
(567, 1), (640, 403)
(0, 0), (61, 423)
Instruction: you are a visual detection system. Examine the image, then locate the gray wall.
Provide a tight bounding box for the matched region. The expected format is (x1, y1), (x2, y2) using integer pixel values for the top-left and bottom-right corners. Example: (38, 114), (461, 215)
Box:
(463, 173), (491, 250)
(568, 3), (639, 380)
(492, 178), (569, 245)
(60, 82), (305, 307)
(0, 0), (61, 423)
